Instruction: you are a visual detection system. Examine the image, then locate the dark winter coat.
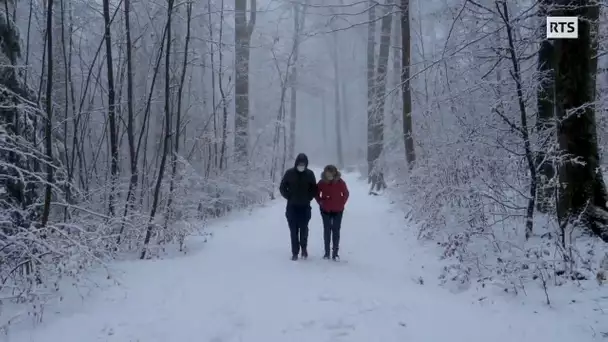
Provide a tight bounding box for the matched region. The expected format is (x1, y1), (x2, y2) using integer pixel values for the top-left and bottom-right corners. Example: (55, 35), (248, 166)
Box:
(315, 168), (349, 213)
(279, 153), (317, 207)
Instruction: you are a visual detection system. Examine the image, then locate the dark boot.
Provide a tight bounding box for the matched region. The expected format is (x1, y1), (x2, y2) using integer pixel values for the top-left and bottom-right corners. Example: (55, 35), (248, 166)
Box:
(332, 248), (339, 261)
(301, 247), (308, 259)
(323, 251), (330, 259)
(291, 254), (298, 261)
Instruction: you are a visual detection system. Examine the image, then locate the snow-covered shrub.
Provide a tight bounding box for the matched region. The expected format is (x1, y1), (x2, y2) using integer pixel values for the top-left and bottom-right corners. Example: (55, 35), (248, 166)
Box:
(0, 0), (281, 326)
(382, 0), (608, 294)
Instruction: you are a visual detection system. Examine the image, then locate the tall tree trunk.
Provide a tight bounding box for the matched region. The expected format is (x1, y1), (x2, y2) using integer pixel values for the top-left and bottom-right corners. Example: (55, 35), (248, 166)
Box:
(141, 0), (176, 259)
(58, 0), (72, 220)
(118, 23), (168, 245)
(288, 3), (302, 162)
(66, 0), (79, 198)
(209, 0), (219, 171)
(331, 30), (344, 168)
(340, 71), (349, 150)
(322, 94), (328, 147)
(500, 1), (536, 239)
(535, 0), (555, 213)
(216, 0), (229, 170)
(366, 0), (376, 180)
(117, 0), (137, 245)
(102, 0), (119, 216)
(555, 0), (608, 243)
(338, 0), (350, 164)
(164, 0), (192, 232)
(24, 0), (33, 84)
(41, 0), (55, 227)
(135, 24), (169, 208)
(391, 12), (401, 129)
(67, 0), (79, 200)
(269, 46), (290, 195)
(589, 4), (599, 103)
(124, 0), (137, 215)
(369, 0), (392, 192)
(400, 0), (415, 169)
(218, 11), (229, 170)
(234, 0), (256, 162)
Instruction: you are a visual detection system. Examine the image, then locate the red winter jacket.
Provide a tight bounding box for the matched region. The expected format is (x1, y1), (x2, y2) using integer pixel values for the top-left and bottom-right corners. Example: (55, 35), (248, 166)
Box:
(315, 176), (349, 213)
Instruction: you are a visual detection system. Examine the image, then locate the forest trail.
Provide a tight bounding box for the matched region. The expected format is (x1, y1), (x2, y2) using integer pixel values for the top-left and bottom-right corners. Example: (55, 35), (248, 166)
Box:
(5, 172), (596, 342)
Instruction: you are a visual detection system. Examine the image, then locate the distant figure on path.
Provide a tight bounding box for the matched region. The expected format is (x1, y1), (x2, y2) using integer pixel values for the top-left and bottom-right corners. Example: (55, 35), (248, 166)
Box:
(315, 165), (349, 261)
(279, 153), (317, 260)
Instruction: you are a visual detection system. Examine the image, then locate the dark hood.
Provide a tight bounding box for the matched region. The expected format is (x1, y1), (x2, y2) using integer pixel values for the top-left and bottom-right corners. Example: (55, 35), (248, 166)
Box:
(294, 153), (309, 167)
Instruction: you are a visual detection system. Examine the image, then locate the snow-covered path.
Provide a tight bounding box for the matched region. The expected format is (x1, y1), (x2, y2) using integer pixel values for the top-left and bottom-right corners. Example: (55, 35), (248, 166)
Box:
(6, 173), (599, 341)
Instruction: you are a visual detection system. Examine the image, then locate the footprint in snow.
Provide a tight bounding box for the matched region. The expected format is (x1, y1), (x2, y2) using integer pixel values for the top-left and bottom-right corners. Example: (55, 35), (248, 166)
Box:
(332, 330), (351, 338)
(318, 294), (341, 302)
(324, 320), (356, 331)
(300, 320), (316, 328)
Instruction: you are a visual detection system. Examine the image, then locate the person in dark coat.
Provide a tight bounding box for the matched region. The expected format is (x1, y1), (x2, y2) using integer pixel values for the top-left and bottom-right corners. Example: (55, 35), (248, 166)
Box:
(315, 165), (349, 260)
(279, 153), (317, 260)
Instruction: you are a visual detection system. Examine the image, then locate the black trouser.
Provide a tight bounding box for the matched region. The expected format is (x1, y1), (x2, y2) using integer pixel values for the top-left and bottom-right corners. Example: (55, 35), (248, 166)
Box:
(321, 210), (343, 254)
(285, 204), (311, 256)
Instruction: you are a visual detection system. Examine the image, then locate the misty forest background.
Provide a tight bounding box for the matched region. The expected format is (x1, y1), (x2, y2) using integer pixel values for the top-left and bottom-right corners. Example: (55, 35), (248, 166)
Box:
(1, 0), (608, 320)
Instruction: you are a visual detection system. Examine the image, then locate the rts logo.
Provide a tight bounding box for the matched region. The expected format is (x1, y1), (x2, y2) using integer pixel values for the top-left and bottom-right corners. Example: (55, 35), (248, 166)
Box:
(546, 16), (579, 39)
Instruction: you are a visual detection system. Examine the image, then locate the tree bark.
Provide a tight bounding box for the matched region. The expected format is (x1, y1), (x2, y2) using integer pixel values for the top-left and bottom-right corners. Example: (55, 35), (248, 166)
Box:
(141, 0), (176, 259)
(164, 0), (192, 231)
(400, 0), (415, 169)
(288, 2), (303, 162)
(41, 0), (55, 227)
(234, 0), (256, 162)
(555, 0), (608, 243)
(208, 0), (219, 170)
(124, 0), (137, 211)
(499, 1), (537, 239)
(322, 94), (328, 147)
(216, 0), (229, 170)
(366, 0), (376, 181)
(369, 0), (392, 191)
(102, 0), (119, 216)
(135, 24), (169, 207)
(117, 0), (137, 245)
(58, 0), (72, 220)
(331, 29), (344, 168)
(535, 0), (555, 213)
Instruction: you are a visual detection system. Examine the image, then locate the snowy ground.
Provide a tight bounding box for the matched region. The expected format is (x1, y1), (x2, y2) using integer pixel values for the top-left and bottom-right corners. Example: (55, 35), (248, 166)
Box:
(4, 172), (607, 341)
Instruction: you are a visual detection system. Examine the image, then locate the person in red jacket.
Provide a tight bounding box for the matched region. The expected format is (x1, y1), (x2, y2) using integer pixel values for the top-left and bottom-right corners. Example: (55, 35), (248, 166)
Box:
(315, 165), (349, 260)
